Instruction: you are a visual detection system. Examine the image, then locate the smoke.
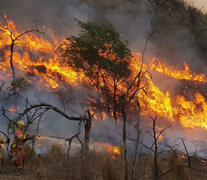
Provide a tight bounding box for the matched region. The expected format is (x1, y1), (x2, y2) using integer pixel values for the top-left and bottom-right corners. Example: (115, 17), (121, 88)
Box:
(0, 0), (201, 65)
(0, 0), (95, 37)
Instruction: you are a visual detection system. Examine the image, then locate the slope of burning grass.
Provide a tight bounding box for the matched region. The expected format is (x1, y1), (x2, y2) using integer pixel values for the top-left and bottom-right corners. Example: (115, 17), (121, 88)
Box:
(2, 14), (207, 131)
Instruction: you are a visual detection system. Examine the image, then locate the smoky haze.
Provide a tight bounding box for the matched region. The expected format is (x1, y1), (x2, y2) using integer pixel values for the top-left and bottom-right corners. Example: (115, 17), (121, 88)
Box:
(0, 0), (201, 67)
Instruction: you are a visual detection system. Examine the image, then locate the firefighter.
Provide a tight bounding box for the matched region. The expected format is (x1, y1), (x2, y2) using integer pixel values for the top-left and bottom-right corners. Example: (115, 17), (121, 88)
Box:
(0, 136), (9, 173)
(11, 121), (28, 175)
(9, 143), (17, 165)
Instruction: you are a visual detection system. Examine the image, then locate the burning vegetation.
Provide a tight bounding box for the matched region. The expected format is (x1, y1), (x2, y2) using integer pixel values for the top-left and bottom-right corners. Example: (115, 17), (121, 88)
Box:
(1, 0), (207, 178)
(1, 14), (207, 130)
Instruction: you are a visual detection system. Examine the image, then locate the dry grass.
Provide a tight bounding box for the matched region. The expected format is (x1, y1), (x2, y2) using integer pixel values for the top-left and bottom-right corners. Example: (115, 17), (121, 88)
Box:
(1, 145), (207, 179)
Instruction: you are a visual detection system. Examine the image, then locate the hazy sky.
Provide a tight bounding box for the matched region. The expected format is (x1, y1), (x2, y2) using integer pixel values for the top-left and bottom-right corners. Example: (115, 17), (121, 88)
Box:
(186, 0), (207, 11)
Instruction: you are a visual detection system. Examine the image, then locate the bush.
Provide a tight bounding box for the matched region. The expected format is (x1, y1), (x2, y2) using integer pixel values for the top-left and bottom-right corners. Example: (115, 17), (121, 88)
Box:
(10, 77), (31, 91)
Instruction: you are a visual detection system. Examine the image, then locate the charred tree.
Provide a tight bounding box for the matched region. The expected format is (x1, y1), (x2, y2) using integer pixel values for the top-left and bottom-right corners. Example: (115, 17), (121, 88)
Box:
(152, 115), (159, 180)
(181, 138), (191, 167)
(0, 13), (44, 82)
(10, 40), (15, 80)
(121, 108), (128, 180)
(132, 98), (141, 180)
(84, 110), (92, 152)
(141, 115), (171, 180)
(3, 102), (91, 153)
(113, 79), (117, 121)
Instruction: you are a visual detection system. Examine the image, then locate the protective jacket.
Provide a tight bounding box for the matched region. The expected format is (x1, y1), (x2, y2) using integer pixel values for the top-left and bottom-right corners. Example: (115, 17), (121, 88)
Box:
(0, 136), (5, 167)
(11, 127), (27, 169)
(14, 128), (26, 148)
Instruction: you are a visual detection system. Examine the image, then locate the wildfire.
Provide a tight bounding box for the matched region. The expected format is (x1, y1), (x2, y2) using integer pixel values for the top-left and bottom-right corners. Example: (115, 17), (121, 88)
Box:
(36, 136), (46, 140)
(8, 106), (18, 116)
(181, 154), (187, 159)
(92, 142), (121, 158)
(57, 142), (63, 146)
(151, 61), (207, 83)
(106, 144), (121, 158)
(1, 15), (207, 131)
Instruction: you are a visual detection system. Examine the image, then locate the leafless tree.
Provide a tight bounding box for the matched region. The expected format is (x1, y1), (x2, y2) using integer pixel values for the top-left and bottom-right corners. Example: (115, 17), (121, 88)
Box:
(0, 13), (45, 82)
(49, 115), (84, 163)
(2, 100), (46, 152)
(50, 132), (83, 163)
(140, 115), (171, 180)
(119, 29), (154, 180)
(2, 101), (92, 152)
(140, 115), (207, 179)
(181, 138), (191, 167)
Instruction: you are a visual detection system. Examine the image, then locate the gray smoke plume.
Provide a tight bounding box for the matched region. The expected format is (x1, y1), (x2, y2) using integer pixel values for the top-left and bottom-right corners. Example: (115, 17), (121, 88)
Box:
(0, 0), (202, 66)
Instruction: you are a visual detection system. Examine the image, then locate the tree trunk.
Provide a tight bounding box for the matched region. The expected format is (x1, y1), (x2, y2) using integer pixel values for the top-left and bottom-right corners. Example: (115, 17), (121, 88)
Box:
(122, 109), (128, 180)
(84, 110), (92, 152)
(113, 79), (117, 122)
(32, 139), (35, 151)
(153, 118), (159, 180)
(10, 42), (15, 80)
(132, 101), (141, 180)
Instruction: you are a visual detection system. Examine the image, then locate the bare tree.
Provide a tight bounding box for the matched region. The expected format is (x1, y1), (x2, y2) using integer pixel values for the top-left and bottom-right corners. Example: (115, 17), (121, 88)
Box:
(2, 101), (92, 153)
(140, 115), (207, 179)
(0, 13), (44, 82)
(50, 113), (84, 163)
(140, 115), (171, 180)
(50, 132), (83, 163)
(119, 29), (154, 180)
(181, 138), (191, 167)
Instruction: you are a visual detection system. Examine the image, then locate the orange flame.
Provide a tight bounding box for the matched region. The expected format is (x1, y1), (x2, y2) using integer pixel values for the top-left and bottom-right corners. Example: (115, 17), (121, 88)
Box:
(8, 106), (18, 116)
(1, 16), (207, 131)
(37, 136), (46, 140)
(151, 60), (207, 83)
(106, 144), (121, 158)
(181, 154), (186, 159)
(57, 142), (63, 146)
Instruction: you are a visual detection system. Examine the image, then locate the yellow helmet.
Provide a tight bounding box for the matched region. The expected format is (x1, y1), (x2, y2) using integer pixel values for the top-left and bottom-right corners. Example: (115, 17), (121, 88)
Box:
(11, 143), (16, 148)
(17, 121), (25, 127)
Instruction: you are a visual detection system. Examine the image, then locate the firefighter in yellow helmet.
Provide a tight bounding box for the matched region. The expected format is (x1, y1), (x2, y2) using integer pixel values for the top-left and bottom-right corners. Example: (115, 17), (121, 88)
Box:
(11, 121), (28, 174)
(0, 135), (10, 173)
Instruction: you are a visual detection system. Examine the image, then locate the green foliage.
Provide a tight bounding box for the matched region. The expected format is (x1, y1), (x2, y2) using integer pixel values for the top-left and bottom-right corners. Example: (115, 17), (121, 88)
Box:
(63, 20), (133, 120)
(63, 20), (132, 79)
